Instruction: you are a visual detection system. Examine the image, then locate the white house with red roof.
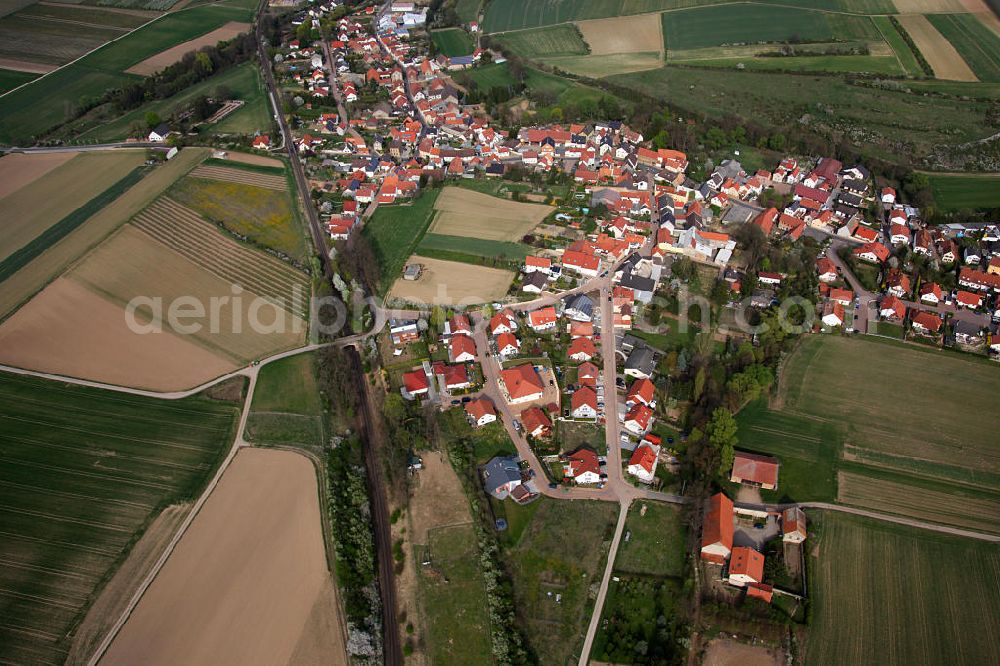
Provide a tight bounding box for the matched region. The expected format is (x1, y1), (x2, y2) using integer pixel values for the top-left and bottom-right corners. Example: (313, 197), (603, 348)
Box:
(577, 361), (599, 387)
(728, 547), (765, 587)
(567, 337), (596, 362)
(564, 448), (602, 485)
(489, 310), (518, 335)
(730, 451), (779, 490)
(816, 257), (838, 283)
(499, 364), (544, 404)
(623, 403), (653, 435)
(528, 306), (558, 332)
(919, 282), (943, 304)
(782, 507), (807, 543)
(625, 378), (655, 408)
(444, 313), (472, 337)
(524, 255), (552, 273)
(449, 335), (477, 363)
(627, 439), (660, 484)
(570, 386), (598, 419)
(495, 332), (520, 359)
(465, 398), (497, 427)
(401, 368), (429, 399)
(561, 249), (600, 277)
(955, 290), (982, 309)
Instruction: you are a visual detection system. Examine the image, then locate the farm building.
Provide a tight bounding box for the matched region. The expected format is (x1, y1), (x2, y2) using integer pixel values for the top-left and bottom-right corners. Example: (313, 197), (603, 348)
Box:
(728, 547), (765, 587)
(782, 507), (807, 543)
(730, 451), (779, 490)
(700, 492), (734, 564)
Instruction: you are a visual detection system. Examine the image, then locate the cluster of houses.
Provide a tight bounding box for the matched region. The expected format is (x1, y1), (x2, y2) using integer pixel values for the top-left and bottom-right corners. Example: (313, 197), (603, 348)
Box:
(398, 312), (481, 401)
(700, 491), (807, 603)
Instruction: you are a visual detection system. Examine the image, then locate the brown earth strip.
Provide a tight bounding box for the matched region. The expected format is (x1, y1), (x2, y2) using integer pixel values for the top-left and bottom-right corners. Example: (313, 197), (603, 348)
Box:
(0, 57), (56, 73)
(896, 14), (978, 81)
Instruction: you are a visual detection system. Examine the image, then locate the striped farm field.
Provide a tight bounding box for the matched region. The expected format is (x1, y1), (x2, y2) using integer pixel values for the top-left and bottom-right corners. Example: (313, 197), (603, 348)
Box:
(169, 172), (308, 263)
(927, 172), (1000, 209)
(188, 164), (286, 190)
(809, 511), (1000, 665)
(896, 13), (977, 80)
(494, 24), (588, 58)
(0, 370), (239, 665)
(131, 198), (310, 319)
(837, 471), (1000, 533)
(926, 13), (1000, 82)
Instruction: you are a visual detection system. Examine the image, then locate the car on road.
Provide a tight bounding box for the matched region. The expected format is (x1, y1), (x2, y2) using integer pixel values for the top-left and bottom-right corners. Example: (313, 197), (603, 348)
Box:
(461, 396), (471, 403)
(549, 482), (558, 489)
(450, 399), (460, 405)
(513, 419), (522, 432)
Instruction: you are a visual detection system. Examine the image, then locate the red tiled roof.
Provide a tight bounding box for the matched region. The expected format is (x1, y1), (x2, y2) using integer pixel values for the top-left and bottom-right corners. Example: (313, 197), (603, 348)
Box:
(568, 337), (595, 358)
(731, 451), (779, 486)
(500, 364), (544, 399)
(465, 398), (495, 421)
(626, 378), (655, 405)
(520, 406), (551, 436)
(566, 448), (600, 478)
(911, 310), (942, 332)
(402, 369), (428, 393)
(628, 443), (657, 473)
(701, 493), (734, 553)
(571, 386), (597, 411)
(729, 546), (765, 582)
(449, 335), (477, 361)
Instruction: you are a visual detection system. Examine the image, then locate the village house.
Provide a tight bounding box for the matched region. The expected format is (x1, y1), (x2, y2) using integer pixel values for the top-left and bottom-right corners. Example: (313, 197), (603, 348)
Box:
(782, 507), (807, 543)
(821, 301), (844, 328)
(499, 364), (544, 404)
(449, 335), (477, 363)
(482, 456), (522, 500)
(623, 403), (654, 435)
(564, 448), (602, 485)
(627, 437), (660, 484)
(528, 306), (558, 332)
(570, 386), (598, 419)
(401, 368), (429, 399)
(879, 295), (905, 320)
(466, 398), (497, 427)
(625, 378), (655, 408)
(910, 310), (943, 335)
(568, 337), (596, 362)
(520, 406), (552, 438)
(496, 332), (521, 359)
(728, 547), (765, 587)
(577, 361), (600, 387)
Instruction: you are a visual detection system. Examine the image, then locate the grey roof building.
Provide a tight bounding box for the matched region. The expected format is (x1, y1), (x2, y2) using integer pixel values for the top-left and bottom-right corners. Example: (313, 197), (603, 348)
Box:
(482, 456), (522, 499)
(564, 294), (594, 321)
(624, 346), (656, 379)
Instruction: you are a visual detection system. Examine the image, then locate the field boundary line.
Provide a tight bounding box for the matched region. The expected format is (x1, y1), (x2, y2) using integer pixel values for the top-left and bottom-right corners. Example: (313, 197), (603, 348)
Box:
(794, 502), (1000, 542)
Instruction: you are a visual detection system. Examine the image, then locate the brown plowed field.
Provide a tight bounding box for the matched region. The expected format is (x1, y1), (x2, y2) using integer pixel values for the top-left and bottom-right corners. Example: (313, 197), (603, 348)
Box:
(0, 150), (76, 199)
(100, 448), (347, 666)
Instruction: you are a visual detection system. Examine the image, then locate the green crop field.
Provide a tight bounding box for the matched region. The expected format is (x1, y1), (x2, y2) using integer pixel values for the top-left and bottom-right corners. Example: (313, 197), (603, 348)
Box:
(662, 5), (879, 51)
(872, 15), (923, 77)
(247, 352), (325, 450)
(0, 371), (239, 665)
(927, 172), (1000, 210)
(431, 27), (475, 56)
(483, 0), (897, 33)
(495, 24), (589, 58)
(614, 500), (686, 577)
(462, 61), (517, 89)
(509, 499), (618, 666)
(690, 54), (902, 74)
(363, 188), (441, 294)
(0, 3), (253, 143)
(927, 13), (1000, 83)
(416, 523), (493, 666)
(0, 67), (36, 94)
(456, 0), (480, 23)
(809, 512), (1000, 665)
(607, 65), (994, 167)
(417, 233), (532, 260)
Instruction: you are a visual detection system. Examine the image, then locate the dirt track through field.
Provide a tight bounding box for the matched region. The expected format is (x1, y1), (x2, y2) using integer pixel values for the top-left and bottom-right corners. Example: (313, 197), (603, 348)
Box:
(125, 22), (251, 76)
(576, 14), (663, 56)
(0, 151), (75, 199)
(896, 14), (978, 81)
(100, 448), (347, 666)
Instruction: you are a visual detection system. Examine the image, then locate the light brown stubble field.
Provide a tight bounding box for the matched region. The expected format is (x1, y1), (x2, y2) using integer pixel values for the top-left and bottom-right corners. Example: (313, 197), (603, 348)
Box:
(576, 14), (664, 55)
(389, 255), (514, 305)
(0, 150), (75, 199)
(896, 14), (978, 81)
(125, 21), (251, 75)
(100, 448), (347, 666)
(429, 186), (552, 241)
(0, 277), (237, 390)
